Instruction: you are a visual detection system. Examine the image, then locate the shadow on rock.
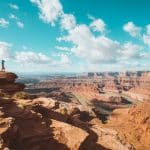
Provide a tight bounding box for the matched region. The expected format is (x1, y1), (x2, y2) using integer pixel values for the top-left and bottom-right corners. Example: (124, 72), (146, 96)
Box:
(0, 98), (69, 150)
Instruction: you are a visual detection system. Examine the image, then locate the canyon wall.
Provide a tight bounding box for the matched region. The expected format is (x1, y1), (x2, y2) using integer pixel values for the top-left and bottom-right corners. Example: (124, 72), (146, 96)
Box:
(29, 72), (150, 102)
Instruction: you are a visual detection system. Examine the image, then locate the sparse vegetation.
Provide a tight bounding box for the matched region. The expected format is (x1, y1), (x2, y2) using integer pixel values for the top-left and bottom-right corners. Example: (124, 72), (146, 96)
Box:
(13, 91), (32, 100)
(59, 107), (68, 116)
(0, 90), (10, 98)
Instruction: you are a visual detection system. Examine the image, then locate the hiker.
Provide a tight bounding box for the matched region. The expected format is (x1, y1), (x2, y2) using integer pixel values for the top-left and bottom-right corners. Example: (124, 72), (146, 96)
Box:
(1, 60), (5, 72)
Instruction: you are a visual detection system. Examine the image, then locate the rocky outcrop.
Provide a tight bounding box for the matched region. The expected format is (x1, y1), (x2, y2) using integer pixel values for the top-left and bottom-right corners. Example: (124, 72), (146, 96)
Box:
(51, 119), (88, 150)
(0, 72), (17, 83)
(106, 101), (150, 150)
(0, 71), (25, 93)
(0, 117), (14, 149)
(91, 124), (133, 150)
(0, 69), (149, 150)
(0, 98), (89, 150)
(1, 95), (142, 150)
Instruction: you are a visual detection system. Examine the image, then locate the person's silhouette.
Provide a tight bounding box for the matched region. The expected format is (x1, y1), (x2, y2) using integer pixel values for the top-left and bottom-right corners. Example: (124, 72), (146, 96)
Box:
(1, 60), (5, 72)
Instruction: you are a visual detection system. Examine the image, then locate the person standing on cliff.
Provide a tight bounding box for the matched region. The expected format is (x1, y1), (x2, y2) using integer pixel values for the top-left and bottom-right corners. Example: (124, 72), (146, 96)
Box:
(1, 60), (5, 72)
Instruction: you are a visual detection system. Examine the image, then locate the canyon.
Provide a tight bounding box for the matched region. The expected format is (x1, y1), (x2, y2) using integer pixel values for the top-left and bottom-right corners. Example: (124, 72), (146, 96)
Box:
(27, 71), (150, 102)
(0, 71), (150, 150)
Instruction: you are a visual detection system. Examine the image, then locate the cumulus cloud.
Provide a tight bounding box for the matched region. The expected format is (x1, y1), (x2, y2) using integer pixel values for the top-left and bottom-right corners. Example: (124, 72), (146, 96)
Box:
(15, 51), (51, 64)
(143, 34), (150, 46)
(58, 24), (148, 64)
(59, 24), (120, 63)
(121, 42), (142, 59)
(89, 18), (106, 33)
(16, 21), (24, 28)
(0, 42), (12, 60)
(0, 18), (9, 28)
(30, 0), (149, 70)
(30, 0), (77, 30)
(14, 51), (71, 69)
(0, 40), (71, 69)
(30, 0), (63, 26)
(123, 23), (150, 46)
(146, 24), (150, 35)
(123, 22), (141, 37)
(60, 14), (76, 30)
(142, 24), (150, 46)
(9, 4), (19, 10)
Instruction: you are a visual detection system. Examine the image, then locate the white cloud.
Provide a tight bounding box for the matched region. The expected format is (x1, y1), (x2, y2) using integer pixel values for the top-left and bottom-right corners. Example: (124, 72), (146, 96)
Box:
(146, 24), (150, 35)
(30, 0), (76, 30)
(56, 54), (71, 66)
(143, 34), (150, 46)
(142, 24), (150, 46)
(0, 18), (9, 28)
(9, 14), (18, 20)
(60, 13), (76, 30)
(60, 54), (70, 64)
(51, 54), (71, 67)
(58, 24), (148, 64)
(14, 51), (71, 70)
(121, 42), (142, 59)
(123, 22), (141, 37)
(123, 23), (150, 46)
(9, 14), (24, 29)
(9, 4), (19, 10)
(140, 52), (150, 58)
(15, 51), (51, 64)
(55, 46), (70, 51)
(123, 22), (150, 47)
(87, 14), (95, 20)
(0, 42), (12, 60)
(59, 24), (120, 63)
(30, 0), (63, 26)
(17, 21), (24, 28)
(30, 0), (149, 70)
(90, 18), (106, 33)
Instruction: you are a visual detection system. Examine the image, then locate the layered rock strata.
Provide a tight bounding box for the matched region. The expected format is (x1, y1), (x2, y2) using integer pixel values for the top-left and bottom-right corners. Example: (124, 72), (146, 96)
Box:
(0, 71), (25, 93)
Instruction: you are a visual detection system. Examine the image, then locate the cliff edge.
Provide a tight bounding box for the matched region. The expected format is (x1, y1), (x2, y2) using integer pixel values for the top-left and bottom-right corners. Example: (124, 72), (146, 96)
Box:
(0, 71), (25, 93)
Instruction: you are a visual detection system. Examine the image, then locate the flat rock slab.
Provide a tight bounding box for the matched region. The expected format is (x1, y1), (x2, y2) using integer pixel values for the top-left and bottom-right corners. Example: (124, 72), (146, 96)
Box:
(51, 119), (89, 150)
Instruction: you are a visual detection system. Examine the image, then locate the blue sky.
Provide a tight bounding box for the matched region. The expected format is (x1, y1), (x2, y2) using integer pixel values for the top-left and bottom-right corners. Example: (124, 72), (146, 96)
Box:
(0, 0), (150, 73)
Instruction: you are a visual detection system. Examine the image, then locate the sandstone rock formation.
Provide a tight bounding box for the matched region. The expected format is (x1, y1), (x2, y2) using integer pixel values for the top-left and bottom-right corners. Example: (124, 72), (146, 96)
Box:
(1, 95), (148, 150)
(28, 72), (150, 102)
(105, 101), (150, 150)
(0, 71), (149, 149)
(0, 71), (25, 94)
(51, 119), (88, 150)
(0, 98), (88, 150)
